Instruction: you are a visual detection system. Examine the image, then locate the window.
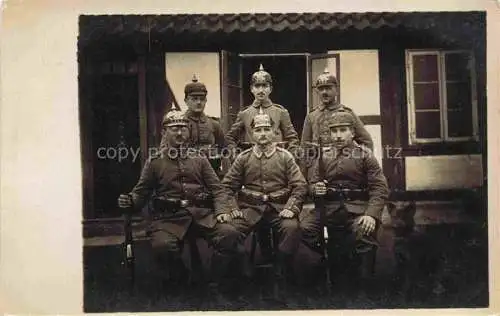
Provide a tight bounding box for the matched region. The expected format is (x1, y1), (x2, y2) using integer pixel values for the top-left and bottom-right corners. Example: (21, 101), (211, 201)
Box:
(406, 50), (478, 144)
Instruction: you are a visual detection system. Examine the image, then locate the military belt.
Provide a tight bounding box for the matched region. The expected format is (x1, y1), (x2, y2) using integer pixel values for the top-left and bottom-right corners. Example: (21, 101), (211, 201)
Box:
(153, 197), (213, 213)
(325, 187), (368, 201)
(239, 187), (290, 204)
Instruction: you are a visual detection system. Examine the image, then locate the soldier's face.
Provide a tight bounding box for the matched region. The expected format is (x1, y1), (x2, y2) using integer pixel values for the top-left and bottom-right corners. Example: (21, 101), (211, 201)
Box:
(317, 85), (337, 104)
(185, 94), (207, 114)
(251, 82), (272, 102)
(164, 125), (189, 147)
(330, 125), (354, 149)
(252, 126), (274, 146)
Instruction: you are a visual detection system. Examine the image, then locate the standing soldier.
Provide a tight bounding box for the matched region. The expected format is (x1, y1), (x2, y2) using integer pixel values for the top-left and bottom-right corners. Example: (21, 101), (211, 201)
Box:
(160, 75), (227, 175)
(301, 68), (374, 176)
(118, 109), (239, 290)
(225, 64), (300, 157)
(303, 111), (389, 291)
(221, 112), (307, 284)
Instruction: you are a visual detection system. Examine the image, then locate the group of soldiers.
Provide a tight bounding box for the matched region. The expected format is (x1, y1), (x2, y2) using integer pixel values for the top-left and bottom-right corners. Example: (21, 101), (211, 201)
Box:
(117, 64), (389, 293)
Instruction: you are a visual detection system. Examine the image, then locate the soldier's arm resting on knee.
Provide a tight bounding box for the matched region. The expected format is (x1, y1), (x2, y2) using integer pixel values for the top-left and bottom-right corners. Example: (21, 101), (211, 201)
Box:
(363, 152), (390, 221)
(220, 152), (246, 217)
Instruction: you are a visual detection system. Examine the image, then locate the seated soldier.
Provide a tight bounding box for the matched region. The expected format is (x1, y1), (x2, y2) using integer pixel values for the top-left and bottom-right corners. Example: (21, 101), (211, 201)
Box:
(220, 112), (307, 282)
(117, 110), (238, 289)
(303, 111), (389, 290)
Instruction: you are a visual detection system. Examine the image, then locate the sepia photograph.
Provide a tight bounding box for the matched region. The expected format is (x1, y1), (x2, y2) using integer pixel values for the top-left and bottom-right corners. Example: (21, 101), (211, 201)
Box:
(79, 11), (488, 313)
(1, 1), (499, 315)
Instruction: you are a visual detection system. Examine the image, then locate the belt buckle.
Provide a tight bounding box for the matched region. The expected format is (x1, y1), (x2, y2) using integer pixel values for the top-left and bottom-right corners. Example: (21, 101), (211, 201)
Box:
(180, 200), (189, 208)
(262, 194), (269, 202)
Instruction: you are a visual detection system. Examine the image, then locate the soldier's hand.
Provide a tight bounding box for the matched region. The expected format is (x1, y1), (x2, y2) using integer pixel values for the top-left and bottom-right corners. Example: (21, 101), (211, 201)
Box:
(216, 214), (232, 223)
(314, 181), (327, 196)
(230, 209), (244, 219)
(118, 194), (133, 209)
(279, 209), (295, 219)
(355, 215), (377, 235)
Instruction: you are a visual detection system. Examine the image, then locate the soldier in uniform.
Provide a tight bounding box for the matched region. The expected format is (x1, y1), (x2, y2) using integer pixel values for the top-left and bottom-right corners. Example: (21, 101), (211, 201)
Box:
(225, 64), (300, 157)
(301, 68), (374, 177)
(160, 75), (227, 175)
(118, 109), (239, 288)
(221, 112), (307, 282)
(303, 110), (389, 291)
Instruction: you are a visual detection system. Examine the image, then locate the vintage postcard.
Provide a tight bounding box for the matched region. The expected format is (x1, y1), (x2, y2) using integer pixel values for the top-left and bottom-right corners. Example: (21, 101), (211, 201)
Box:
(0, 0), (499, 315)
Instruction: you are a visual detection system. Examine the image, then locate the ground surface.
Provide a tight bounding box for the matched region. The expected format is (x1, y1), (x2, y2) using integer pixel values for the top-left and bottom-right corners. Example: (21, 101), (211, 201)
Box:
(83, 220), (489, 313)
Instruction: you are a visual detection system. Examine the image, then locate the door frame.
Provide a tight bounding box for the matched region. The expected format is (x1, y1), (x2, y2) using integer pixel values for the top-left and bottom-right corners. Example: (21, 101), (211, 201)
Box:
(239, 53), (312, 113)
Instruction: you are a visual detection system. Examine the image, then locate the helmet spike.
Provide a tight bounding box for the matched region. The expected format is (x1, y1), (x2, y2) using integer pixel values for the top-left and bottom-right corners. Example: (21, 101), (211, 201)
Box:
(251, 64), (272, 85)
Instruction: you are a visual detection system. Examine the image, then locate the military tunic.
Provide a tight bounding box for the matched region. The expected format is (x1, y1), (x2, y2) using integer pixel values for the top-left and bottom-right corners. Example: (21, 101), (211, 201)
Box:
(185, 110), (226, 149)
(301, 104), (374, 150)
(129, 147), (237, 253)
(221, 145), (307, 255)
(225, 100), (300, 151)
(301, 143), (389, 266)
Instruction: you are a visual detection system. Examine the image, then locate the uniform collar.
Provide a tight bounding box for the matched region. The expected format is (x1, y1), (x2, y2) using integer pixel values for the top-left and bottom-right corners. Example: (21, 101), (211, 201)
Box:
(333, 142), (357, 158)
(186, 110), (207, 122)
(252, 144), (277, 159)
(319, 102), (342, 111)
(252, 99), (273, 109)
(161, 146), (190, 160)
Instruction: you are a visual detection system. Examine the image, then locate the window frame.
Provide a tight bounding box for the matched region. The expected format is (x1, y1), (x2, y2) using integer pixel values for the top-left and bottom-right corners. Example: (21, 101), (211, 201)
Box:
(405, 49), (479, 145)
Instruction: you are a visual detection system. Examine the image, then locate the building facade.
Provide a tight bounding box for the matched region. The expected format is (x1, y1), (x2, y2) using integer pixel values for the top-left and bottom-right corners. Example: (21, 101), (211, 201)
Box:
(78, 12), (486, 219)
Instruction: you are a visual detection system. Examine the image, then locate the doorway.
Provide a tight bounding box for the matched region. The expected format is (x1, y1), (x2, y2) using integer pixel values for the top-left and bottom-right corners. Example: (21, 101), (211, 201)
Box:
(91, 72), (142, 218)
(241, 56), (308, 136)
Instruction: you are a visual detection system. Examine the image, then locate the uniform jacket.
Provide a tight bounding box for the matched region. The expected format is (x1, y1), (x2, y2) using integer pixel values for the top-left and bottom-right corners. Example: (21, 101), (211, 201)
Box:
(221, 145), (307, 226)
(160, 110), (226, 150)
(308, 143), (389, 221)
(301, 104), (374, 151)
(225, 99), (300, 150)
(185, 110), (227, 149)
(129, 147), (229, 239)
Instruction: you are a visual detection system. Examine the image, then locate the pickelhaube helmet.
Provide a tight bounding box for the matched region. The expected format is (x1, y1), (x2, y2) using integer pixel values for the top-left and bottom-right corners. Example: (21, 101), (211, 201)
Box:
(315, 68), (338, 88)
(251, 64), (273, 85)
(162, 109), (189, 127)
(184, 74), (207, 96)
(328, 111), (354, 128)
(251, 109), (274, 128)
